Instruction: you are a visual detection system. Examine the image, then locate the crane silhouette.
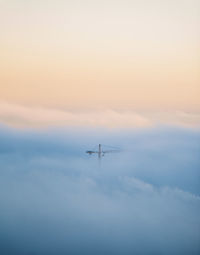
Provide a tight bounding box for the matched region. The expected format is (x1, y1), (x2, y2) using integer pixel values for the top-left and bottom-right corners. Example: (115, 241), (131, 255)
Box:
(86, 144), (120, 163)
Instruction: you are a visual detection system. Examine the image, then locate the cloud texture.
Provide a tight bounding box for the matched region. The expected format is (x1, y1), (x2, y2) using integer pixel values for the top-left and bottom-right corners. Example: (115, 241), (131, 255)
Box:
(0, 125), (200, 254)
(0, 101), (200, 128)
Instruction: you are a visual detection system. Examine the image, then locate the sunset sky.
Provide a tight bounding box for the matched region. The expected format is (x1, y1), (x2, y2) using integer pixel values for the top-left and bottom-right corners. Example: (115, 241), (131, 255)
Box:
(0, 0), (199, 127)
(0, 2), (200, 254)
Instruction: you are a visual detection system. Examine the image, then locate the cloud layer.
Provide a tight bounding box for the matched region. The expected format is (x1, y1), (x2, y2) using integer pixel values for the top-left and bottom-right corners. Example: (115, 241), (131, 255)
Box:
(0, 101), (200, 128)
(0, 125), (200, 254)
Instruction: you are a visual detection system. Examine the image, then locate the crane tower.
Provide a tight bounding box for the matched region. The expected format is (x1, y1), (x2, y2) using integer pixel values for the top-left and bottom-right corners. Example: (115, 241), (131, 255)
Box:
(86, 144), (120, 161)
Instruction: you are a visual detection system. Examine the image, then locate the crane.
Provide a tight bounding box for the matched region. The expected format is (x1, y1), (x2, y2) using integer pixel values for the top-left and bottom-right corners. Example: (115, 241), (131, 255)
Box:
(86, 144), (120, 161)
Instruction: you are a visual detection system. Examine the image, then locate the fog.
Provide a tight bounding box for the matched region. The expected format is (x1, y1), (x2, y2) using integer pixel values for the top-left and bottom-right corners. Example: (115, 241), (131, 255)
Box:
(0, 125), (200, 254)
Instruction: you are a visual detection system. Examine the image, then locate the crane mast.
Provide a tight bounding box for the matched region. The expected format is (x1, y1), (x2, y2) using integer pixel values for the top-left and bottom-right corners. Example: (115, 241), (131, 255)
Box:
(98, 144), (102, 159)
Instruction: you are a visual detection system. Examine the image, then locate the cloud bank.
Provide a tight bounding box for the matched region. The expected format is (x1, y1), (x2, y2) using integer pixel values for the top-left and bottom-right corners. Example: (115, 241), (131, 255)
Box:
(0, 125), (200, 255)
(0, 101), (200, 128)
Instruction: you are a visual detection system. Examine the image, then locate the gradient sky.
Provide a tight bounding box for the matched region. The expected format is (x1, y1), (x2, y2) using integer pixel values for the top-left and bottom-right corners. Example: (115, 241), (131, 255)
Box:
(0, 2), (200, 253)
(0, 0), (199, 127)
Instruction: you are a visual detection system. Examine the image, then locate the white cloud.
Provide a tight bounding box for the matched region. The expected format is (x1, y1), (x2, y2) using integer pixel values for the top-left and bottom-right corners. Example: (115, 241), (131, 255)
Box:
(0, 101), (200, 129)
(0, 101), (151, 128)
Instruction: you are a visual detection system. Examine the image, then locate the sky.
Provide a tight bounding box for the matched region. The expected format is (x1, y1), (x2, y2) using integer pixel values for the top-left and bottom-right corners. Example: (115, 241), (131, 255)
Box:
(0, 0), (200, 129)
(0, 1), (200, 254)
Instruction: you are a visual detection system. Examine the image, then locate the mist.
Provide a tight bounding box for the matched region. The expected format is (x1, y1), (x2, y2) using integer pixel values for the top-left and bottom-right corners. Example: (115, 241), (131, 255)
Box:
(0, 125), (200, 255)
